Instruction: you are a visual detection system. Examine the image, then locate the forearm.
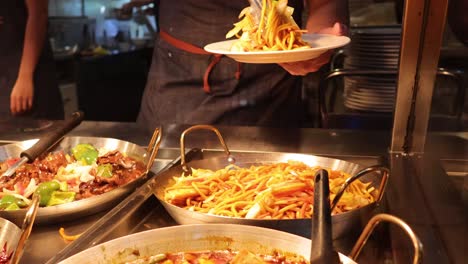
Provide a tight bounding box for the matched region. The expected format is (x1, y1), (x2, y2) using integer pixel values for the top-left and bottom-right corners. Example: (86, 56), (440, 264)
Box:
(306, 0), (349, 33)
(17, 0), (48, 79)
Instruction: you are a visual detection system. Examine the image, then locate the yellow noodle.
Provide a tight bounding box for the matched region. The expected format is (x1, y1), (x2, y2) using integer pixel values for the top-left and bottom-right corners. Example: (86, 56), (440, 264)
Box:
(226, 0), (310, 51)
(164, 161), (377, 219)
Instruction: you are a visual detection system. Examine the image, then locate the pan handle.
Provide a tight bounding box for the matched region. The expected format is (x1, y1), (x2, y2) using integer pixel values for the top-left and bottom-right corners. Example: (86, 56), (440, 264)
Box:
(331, 165), (389, 212)
(349, 213), (423, 264)
(145, 127), (163, 172)
(20, 111), (84, 161)
(180, 125), (233, 173)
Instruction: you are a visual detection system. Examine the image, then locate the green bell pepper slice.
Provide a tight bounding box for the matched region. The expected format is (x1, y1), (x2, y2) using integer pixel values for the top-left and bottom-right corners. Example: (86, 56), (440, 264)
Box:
(35, 181), (61, 206)
(0, 195), (27, 210)
(72, 143), (99, 165)
(5, 203), (20, 211)
(47, 191), (76, 206)
(96, 164), (113, 178)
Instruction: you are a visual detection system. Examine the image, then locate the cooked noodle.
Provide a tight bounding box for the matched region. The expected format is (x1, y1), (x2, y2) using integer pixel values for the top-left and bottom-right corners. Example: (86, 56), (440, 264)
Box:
(226, 0), (310, 52)
(164, 161), (376, 219)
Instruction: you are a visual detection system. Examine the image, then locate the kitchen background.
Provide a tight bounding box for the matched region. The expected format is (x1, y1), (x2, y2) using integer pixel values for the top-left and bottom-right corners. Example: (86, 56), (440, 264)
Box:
(47, 0), (467, 130)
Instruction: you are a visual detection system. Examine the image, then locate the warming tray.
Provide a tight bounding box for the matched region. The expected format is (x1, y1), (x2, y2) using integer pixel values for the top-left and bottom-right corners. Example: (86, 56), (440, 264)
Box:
(46, 148), (387, 264)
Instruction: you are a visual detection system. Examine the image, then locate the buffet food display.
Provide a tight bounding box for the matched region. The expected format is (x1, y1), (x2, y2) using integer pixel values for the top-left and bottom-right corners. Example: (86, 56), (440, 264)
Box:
(0, 133), (161, 225)
(164, 161), (376, 219)
(0, 143), (146, 210)
(151, 125), (389, 239)
(0, 125), (427, 264)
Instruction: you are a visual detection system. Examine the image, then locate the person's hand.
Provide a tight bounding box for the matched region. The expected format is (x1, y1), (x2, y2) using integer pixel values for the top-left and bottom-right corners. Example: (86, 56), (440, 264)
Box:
(10, 75), (34, 115)
(279, 22), (348, 76)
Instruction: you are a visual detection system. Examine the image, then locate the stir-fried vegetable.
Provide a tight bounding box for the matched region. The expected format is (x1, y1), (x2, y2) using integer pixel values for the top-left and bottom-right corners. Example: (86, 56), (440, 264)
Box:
(0, 195), (27, 210)
(47, 191), (76, 206)
(96, 164), (113, 178)
(35, 181), (61, 206)
(71, 143), (99, 165)
(0, 143), (146, 211)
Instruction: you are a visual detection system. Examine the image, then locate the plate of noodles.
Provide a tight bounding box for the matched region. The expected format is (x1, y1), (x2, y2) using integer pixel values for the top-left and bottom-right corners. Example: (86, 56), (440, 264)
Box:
(203, 0), (350, 63)
(204, 34), (350, 63)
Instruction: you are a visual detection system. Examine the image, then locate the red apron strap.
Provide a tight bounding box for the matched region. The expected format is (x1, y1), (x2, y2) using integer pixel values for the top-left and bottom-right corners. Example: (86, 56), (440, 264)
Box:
(159, 30), (210, 55)
(159, 30), (242, 94)
(203, 54), (222, 93)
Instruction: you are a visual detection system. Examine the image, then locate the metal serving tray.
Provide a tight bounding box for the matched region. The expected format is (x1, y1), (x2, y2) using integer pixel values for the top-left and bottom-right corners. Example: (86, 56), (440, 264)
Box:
(45, 149), (389, 264)
(13, 147), (178, 264)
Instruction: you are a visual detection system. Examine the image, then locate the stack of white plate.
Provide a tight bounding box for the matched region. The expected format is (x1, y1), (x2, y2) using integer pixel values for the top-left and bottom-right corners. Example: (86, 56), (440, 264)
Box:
(343, 26), (401, 112)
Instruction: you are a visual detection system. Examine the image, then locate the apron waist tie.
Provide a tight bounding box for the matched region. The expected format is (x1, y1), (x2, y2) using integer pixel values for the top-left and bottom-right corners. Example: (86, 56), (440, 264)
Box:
(159, 30), (241, 94)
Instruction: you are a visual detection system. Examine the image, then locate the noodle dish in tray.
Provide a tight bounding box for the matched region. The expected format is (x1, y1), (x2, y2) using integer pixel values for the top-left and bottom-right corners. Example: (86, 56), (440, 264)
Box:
(164, 160), (377, 220)
(153, 125), (388, 238)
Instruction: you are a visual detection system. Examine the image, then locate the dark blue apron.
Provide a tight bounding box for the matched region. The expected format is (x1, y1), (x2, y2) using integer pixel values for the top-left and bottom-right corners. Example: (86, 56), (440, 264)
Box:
(137, 0), (305, 130)
(0, 0), (64, 120)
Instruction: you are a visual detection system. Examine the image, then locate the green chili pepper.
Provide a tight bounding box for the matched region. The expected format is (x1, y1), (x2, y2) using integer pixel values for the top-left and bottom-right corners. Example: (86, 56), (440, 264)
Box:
(0, 195), (27, 210)
(96, 164), (113, 178)
(72, 143), (99, 165)
(35, 181), (61, 206)
(47, 191), (76, 206)
(5, 203), (20, 211)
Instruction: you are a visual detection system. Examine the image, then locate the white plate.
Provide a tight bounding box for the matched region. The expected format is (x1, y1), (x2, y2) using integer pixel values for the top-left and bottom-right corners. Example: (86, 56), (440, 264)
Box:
(204, 34), (351, 64)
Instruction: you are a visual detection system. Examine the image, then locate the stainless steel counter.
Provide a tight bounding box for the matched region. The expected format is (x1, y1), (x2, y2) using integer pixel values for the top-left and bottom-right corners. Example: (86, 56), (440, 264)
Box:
(0, 121), (466, 263)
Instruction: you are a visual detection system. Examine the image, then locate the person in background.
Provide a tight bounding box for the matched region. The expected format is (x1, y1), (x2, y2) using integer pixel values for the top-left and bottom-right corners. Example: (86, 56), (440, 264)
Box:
(135, 0), (348, 131)
(447, 0), (468, 46)
(0, 0), (64, 120)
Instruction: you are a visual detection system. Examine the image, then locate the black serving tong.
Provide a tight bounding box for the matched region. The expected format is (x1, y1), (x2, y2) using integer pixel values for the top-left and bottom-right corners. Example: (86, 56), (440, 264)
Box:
(311, 169), (341, 264)
(1, 111), (85, 177)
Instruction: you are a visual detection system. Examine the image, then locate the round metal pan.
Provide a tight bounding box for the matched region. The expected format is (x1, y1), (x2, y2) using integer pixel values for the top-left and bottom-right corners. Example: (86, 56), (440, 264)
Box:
(152, 125), (389, 239)
(0, 133), (161, 225)
(57, 214), (422, 264)
(0, 217), (21, 261)
(58, 224), (354, 264)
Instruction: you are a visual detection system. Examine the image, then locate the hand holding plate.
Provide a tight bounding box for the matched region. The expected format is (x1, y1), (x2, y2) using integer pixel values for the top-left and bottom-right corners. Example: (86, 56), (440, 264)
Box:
(279, 22), (348, 75)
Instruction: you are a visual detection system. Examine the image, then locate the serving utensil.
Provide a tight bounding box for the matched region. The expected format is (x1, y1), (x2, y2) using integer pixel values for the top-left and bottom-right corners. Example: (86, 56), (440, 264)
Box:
(10, 194), (39, 264)
(0, 194), (39, 264)
(310, 169), (340, 263)
(1, 111), (84, 177)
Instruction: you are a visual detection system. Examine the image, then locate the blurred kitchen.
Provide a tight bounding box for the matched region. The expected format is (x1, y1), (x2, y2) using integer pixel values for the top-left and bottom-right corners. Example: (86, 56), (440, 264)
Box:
(49, 0), (156, 121)
(49, 0), (467, 130)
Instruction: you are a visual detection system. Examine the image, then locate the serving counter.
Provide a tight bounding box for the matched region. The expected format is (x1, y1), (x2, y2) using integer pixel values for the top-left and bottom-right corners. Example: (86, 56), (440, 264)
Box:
(0, 121), (466, 263)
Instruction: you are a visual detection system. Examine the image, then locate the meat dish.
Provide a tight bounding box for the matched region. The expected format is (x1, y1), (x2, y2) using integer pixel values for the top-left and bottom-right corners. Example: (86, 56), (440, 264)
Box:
(0, 143), (146, 210)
